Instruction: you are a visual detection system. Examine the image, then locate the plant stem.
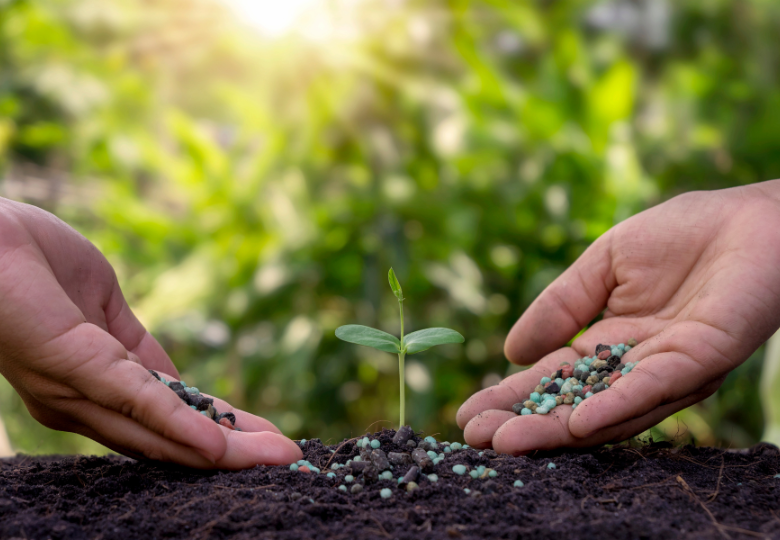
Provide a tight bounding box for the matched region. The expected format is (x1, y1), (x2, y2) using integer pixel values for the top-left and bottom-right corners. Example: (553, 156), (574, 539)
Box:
(398, 298), (405, 428)
(398, 351), (405, 428)
(399, 298), (404, 346)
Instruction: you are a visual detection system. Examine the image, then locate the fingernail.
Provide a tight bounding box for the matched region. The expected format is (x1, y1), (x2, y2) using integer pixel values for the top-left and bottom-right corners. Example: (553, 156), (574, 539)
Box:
(195, 448), (216, 464)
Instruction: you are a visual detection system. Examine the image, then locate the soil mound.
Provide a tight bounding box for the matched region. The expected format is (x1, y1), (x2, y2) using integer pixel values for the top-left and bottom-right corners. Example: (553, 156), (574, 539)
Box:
(2, 431), (779, 539)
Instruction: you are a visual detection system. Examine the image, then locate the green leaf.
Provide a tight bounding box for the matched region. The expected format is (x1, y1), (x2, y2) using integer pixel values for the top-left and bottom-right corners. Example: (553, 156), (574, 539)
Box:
(335, 325), (401, 354)
(403, 328), (465, 354)
(388, 268), (403, 300)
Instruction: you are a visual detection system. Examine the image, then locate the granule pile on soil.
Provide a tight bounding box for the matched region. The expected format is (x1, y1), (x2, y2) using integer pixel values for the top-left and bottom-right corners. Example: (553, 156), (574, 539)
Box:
(2, 430), (780, 540)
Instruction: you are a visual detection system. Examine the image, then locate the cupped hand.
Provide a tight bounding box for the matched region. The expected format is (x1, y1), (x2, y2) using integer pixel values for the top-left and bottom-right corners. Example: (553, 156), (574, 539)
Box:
(0, 198), (302, 468)
(458, 181), (780, 454)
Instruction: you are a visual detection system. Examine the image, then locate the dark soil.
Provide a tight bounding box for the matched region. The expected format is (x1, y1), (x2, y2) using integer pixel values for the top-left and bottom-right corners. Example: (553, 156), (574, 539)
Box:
(2, 430), (780, 539)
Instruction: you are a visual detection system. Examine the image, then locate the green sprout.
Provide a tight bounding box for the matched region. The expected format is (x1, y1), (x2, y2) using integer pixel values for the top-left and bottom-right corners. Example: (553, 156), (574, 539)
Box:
(336, 268), (464, 427)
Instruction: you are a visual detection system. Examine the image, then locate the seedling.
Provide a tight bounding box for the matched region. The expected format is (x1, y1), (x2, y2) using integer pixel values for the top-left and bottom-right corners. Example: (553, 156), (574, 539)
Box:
(336, 268), (464, 427)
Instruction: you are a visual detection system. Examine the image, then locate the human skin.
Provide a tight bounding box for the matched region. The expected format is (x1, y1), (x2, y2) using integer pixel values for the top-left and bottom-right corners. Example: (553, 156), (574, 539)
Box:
(0, 198), (302, 468)
(457, 180), (780, 454)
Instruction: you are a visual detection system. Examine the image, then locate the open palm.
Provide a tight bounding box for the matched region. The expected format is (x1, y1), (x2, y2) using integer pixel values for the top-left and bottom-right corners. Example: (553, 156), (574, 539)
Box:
(458, 181), (780, 454)
(0, 198), (301, 468)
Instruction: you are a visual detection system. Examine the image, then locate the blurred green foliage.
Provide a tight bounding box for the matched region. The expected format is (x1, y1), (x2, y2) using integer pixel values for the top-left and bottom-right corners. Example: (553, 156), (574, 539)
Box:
(0, 0), (779, 454)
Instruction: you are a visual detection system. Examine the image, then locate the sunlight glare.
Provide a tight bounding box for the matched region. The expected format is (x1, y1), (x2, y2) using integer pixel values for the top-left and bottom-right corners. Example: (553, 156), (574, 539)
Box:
(221, 0), (320, 37)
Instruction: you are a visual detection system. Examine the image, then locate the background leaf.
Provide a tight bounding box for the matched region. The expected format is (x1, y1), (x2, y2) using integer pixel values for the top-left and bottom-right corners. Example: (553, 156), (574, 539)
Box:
(0, 0), (776, 452)
(404, 328), (465, 354)
(336, 325), (401, 354)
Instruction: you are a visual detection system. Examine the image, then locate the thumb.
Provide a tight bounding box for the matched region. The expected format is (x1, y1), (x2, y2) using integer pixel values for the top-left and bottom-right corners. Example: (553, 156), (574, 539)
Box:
(103, 270), (179, 377)
(505, 232), (616, 365)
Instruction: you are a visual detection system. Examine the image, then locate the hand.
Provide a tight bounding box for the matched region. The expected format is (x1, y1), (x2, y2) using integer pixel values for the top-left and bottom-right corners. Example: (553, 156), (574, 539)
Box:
(457, 181), (780, 454)
(0, 198), (302, 468)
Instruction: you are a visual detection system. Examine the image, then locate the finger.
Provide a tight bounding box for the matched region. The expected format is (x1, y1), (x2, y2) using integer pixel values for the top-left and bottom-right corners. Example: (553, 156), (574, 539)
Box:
(504, 233), (616, 365)
(104, 279), (178, 376)
(216, 431), (303, 469)
(155, 371), (284, 435)
(456, 348), (581, 429)
(490, 381), (719, 455)
(462, 410), (517, 449)
(77, 401), (300, 468)
(475, 406), (574, 453)
(568, 320), (732, 437)
(20, 383), (212, 466)
(78, 403), (301, 468)
(63, 389), (301, 468)
(62, 399), (222, 467)
(52, 323), (228, 462)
